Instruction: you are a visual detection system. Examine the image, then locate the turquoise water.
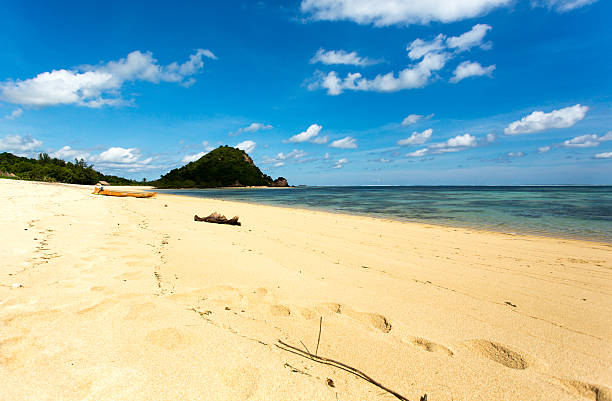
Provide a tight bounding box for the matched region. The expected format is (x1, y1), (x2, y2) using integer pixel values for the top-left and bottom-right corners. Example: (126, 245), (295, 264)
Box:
(156, 186), (612, 242)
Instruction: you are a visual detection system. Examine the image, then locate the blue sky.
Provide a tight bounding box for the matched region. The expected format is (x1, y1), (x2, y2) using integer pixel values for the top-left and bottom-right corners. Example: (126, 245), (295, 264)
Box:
(0, 0), (610, 185)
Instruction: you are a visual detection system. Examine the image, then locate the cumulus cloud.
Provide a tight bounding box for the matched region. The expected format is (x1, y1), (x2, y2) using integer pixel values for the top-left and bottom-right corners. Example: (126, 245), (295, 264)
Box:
(0, 134), (43, 153)
(535, 0), (598, 12)
(401, 113), (433, 126)
(450, 61), (495, 83)
(5, 108), (22, 120)
(52, 145), (90, 161)
(563, 134), (599, 148)
(310, 49), (380, 66)
(314, 52), (448, 95)
(334, 158), (348, 168)
(406, 133), (477, 157)
(330, 136), (358, 149)
(230, 122), (273, 136)
(397, 128), (433, 146)
(310, 24), (494, 95)
(446, 24), (492, 52)
(504, 104), (588, 135)
(93, 147), (151, 164)
(538, 146), (551, 153)
(594, 152), (612, 159)
(84, 146), (155, 172)
(262, 149), (307, 166)
(287, 124), (326, 143)
(0, 49), (216, 108)
(181, 147), (216, 163)
(486, 133), (496, 143)
(236, 140), (257, 154)
(300, 0), (510, 26)
(407, 35), (446, 60)
(311, 135), (329, 144)
(181, 152), (207, 163)
(506, 151), (525, 157)
(563, 132), (612, 148)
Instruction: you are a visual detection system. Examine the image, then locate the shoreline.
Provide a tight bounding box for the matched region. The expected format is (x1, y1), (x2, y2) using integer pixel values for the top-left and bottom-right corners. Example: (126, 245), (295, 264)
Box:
(152, 189), (612, 246)
(2, 179), (611, 400)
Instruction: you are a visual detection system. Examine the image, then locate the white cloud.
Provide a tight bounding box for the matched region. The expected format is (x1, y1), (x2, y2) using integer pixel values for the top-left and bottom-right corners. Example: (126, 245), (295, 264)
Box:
(324, 152), (330, 159)
(278, 149), (307, 160)
(310, 135), (329, 144)
(236, 140), (257, 154)
(450, 61), (495, 83)
(594, 152), (612, 159)
(310, 49), (380, 66)
(446, 24), (492, 52)
(94, 147), (145, 163)
(288, 124), (324, 143)
(52, 145), (90, 161)
(310, 24), (494, 95)
(334, 158), (348, 168)
(0, 134), (43, 153)
(407, 34), (446, 60)
(563, 134), (599, 148)
(600, 131), (612, 141)
(5, 108), (22, 120)
(86, 146), (154, 172)
(230, 122), (273, 136)
(538, 146), (551, 153)
(505, 104), (588, 135)
(443, 133), (477, 148)
(330, 136), (358, 149)
(316, 52), (448, 95)
(563, 132), (612, 148)
(486, 133), (496, 143)
(535, 0), (598, 12)
(0, 49), (216, 107)
(300, 0), (511, 26)
(401, 113), (433, 126)
(181, 150), (211, 163)
(406, 148), (429, 157)
(407, 133), (477, 157)
(262, 149), (307, 166)
(397, 128), (433, 146)
(506, 151), (525, 157)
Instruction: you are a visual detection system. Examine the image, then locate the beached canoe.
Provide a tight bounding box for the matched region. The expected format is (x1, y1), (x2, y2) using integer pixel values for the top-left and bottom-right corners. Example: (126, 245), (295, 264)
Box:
(92, 187), (156, 198)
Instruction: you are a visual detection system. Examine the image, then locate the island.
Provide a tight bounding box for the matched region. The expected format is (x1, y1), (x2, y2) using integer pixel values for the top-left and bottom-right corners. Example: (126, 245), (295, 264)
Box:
(152, 145), (289, 188)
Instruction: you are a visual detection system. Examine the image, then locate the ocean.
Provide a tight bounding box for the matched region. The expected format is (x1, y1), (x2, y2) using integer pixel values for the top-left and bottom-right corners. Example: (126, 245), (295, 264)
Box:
(156, 186), (612, 242)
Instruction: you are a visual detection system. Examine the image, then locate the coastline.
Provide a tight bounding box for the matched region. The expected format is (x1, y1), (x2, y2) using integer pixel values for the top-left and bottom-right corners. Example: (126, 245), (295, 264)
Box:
(2, 179), (611, 400)
(153, 187), (612, 245)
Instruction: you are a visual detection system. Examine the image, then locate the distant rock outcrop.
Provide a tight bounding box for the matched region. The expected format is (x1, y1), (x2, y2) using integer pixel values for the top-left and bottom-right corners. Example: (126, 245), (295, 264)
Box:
(153, 146), (289, 188)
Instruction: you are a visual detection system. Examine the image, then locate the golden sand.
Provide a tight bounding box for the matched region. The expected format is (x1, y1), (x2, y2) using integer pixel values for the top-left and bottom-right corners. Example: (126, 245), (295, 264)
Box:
(1, 179), (611, 400)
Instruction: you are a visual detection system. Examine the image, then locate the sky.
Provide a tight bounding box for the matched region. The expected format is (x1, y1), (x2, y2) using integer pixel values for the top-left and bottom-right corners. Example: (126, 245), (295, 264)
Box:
(0, 0), (611, 185)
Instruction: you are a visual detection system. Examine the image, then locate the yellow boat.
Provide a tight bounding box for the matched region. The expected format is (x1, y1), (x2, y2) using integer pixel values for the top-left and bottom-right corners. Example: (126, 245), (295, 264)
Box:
(92, 187), (156, 198)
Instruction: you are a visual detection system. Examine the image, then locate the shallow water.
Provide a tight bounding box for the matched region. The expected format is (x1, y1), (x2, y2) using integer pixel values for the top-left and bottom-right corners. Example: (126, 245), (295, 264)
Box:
(156, 186), (612, 242)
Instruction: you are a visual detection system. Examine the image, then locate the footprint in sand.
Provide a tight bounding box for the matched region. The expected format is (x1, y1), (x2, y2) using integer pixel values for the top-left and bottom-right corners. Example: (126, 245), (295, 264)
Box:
(320, 303), (392, 333)
(124, 302), (158, 321)
(557, 378), (612, 401)
(465, 339), (529, 370)
(411, 337), (454, 356)
(145, 328), (191, 350)
(269, 304), (291, 317)
(221, 365), (260, 400)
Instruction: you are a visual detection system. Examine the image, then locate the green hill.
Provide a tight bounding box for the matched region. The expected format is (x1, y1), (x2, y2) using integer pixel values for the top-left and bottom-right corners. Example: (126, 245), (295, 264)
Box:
(0, 152), (140, 185)
(153, 146), (288, 188)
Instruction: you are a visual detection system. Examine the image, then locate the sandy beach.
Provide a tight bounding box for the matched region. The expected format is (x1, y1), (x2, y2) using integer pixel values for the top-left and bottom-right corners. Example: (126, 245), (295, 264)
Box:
(1, 179), (611, 401)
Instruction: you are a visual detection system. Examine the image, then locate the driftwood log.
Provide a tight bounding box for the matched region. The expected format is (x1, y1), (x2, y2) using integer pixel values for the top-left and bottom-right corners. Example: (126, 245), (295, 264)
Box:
(194, 212), (241, 226)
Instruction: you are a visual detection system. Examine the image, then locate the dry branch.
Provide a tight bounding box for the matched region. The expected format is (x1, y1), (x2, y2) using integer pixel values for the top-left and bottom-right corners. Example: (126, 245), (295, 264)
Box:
(276, 339), (426, 401)
(194, 212), (241, 226)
